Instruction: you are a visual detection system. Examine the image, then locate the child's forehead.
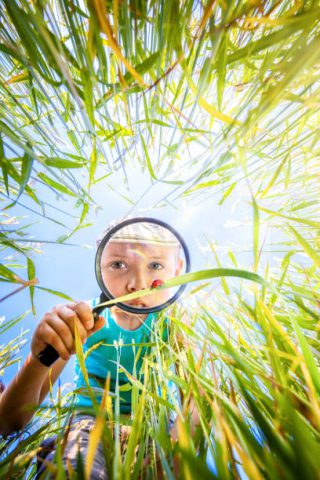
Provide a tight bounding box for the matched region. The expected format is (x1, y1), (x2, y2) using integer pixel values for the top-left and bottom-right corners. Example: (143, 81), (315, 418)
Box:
(103, 241), (178, 259)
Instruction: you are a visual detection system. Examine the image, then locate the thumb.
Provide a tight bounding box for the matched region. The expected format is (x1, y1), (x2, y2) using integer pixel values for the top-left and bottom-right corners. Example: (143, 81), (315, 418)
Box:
(88, 315), (105, 335)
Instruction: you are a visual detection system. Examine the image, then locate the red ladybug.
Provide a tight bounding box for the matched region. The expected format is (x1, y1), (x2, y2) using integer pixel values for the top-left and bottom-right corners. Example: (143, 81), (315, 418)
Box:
(151, 279), (164, 289)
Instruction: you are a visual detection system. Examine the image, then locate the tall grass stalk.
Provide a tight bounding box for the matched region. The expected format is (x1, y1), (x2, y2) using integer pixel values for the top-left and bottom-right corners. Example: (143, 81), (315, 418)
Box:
(0, 0), (319, 478)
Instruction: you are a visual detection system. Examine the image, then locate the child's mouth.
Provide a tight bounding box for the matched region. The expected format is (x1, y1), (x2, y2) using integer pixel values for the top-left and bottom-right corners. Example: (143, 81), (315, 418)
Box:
(128, 300), (147, 308)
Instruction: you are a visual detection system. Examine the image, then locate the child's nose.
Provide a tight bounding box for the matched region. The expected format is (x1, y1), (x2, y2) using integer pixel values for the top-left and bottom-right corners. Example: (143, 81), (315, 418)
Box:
(127, 270), (148, 292)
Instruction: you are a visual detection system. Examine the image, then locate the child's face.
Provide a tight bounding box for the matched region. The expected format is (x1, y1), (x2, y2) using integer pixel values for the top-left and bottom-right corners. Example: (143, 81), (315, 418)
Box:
(100, 241), (183, 309)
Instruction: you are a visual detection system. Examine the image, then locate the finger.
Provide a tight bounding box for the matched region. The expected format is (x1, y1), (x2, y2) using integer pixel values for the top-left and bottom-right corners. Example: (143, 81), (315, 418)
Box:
(88, 316), (105, 336)
(40, 323), (72, 361)
(55, 305), (88, 346)
(46, 313), (75, 353)
(54, 302), (76, 312)
(65, 302), (77, 308)
(71, 302), (94, 330)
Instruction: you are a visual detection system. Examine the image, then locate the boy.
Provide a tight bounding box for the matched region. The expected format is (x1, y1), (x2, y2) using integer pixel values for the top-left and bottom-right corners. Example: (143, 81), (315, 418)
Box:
(0, 219), (186, 478)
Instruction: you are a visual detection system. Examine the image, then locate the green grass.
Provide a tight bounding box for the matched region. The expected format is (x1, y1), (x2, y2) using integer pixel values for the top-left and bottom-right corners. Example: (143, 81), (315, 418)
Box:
(1, 0), (320, 478)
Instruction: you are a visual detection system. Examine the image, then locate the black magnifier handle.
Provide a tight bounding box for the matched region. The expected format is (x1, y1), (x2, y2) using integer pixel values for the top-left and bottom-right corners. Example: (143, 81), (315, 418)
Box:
(36, 306), (103, 367)
(37, 344), (60, 367)
(92, 304), (106, 322)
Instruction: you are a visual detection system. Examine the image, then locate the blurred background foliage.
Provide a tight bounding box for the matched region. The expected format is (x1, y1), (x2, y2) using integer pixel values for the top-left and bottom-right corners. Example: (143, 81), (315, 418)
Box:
(0, 0), (319, 478)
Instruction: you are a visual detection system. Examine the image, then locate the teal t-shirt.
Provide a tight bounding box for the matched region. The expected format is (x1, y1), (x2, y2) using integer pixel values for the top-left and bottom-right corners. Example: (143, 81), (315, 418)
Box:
(74, 299), (163, 414)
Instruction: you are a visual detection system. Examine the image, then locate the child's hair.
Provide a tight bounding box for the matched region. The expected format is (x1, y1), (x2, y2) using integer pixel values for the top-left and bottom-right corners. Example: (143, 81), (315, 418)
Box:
(96, 217), (180, 249)
(96, 216), (131, 247)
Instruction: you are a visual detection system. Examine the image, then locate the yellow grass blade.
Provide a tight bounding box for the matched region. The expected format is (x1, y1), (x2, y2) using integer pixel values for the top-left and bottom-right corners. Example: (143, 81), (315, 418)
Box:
(85, 415), (105, 479)
(188, 76), (239, 125)
(92, 0), (145, 86)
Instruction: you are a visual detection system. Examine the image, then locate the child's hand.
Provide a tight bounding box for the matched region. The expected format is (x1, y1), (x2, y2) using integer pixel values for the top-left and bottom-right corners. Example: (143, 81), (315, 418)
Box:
(31, 302), (105, 362)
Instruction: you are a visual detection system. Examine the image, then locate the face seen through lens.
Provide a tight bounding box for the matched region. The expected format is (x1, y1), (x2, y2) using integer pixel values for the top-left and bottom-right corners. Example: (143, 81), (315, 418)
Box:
(100, 238), (184, 312)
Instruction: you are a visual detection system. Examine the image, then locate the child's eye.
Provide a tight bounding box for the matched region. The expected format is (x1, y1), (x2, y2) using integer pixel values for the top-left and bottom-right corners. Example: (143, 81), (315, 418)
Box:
(110, 261), (127, 270)
(149, 262), (164, 270)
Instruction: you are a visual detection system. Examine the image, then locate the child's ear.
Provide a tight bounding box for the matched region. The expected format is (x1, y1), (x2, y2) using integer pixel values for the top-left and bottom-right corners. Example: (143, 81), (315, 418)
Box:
(175, 258), (183, 275)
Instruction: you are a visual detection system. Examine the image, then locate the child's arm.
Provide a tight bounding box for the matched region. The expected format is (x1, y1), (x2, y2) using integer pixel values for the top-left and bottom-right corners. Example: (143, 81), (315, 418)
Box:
(0, 301), (104, 435)
(0, 355), (67, 435)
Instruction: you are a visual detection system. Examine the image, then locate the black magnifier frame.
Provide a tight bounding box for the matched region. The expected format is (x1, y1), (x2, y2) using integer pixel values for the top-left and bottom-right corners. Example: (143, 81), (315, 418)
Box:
(94, 217), (191, 315)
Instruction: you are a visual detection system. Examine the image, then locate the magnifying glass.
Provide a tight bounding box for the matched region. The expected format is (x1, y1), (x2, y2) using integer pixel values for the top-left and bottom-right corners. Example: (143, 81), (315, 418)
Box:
(37, 218), (190, 366)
